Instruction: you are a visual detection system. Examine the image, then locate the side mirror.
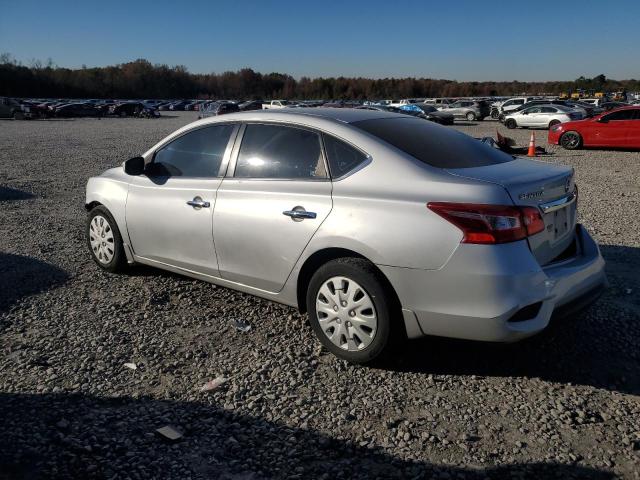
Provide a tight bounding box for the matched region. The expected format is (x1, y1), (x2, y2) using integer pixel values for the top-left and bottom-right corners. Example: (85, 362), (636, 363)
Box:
(124, 156), (145, 175)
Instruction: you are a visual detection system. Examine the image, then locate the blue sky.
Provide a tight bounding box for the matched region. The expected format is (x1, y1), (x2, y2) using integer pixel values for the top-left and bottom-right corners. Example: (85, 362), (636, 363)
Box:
(1, 0), (639, 81)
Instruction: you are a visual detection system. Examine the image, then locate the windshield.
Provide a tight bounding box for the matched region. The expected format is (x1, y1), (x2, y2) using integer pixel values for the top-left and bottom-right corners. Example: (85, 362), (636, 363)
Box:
(353, 117), (514, 169)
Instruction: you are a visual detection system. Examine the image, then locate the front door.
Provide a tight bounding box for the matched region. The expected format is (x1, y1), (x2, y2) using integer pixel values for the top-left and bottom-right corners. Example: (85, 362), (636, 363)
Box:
(126, 123), (237, 276)
(587, 109), (634, 146)
(213, 123), (333, 292)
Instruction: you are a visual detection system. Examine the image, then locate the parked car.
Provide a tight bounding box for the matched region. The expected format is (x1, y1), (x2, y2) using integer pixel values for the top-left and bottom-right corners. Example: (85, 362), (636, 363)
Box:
(54, 103), (102, 117)
(262, 100), (291, 109)
(601, 101), (630, 111)
(238, 100), (265, 111)
(0, 97), (32, 119)
(549, 106), (640, 150)
(499, 100), (586, 123)
(110, 102), (146, 117)
(402, 104), (454, 125)
(437, 100), (489, 121)
(504, 105), (583, 129)
(495, 97), (538, 117)
(423, 98), (454, 108)
(199, 102), (240, 118)
(86, 108), (606, 363)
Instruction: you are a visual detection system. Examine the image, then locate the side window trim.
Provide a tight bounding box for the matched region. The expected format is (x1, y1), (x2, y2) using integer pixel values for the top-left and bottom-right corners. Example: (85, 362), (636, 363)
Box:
(148, 123), (240, 179)
(226, 122), (331, 181)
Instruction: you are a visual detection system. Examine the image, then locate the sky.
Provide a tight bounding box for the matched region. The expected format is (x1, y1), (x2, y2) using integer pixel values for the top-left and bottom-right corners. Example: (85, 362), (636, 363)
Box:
(1, 0), (639, 82)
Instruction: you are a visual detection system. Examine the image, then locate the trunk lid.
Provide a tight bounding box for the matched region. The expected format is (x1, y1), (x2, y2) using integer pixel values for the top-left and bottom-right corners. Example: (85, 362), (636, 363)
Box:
(446, 158), (577, 265)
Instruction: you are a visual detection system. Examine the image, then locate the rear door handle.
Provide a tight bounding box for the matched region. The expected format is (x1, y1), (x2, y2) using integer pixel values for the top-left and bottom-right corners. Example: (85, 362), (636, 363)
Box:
(283, 209), (316, 220)
(186, 197), (210, 208)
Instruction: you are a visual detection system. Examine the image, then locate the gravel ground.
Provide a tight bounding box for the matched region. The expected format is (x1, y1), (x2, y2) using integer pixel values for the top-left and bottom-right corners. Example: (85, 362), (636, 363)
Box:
(0, 112), (639, 479)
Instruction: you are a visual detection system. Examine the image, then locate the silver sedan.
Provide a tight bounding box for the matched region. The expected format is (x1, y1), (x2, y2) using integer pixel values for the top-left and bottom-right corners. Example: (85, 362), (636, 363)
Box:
(85, 108), (607, 363)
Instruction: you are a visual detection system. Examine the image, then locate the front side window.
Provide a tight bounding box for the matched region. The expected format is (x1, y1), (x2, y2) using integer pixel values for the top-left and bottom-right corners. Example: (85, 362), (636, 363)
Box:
(604, 110), (635, 121)
(525, 107), (542, 114)
(149, 124), (234, 177)
(234, 124), (327, 179)
(323, 134), (368, 178)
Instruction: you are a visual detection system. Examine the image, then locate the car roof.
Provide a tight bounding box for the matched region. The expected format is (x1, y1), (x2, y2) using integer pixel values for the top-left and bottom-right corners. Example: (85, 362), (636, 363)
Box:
(221, 107), (406, 124)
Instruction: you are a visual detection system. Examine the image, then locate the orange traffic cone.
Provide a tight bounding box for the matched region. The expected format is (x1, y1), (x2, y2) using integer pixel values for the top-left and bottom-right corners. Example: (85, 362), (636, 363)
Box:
(527, 132), (536, 157)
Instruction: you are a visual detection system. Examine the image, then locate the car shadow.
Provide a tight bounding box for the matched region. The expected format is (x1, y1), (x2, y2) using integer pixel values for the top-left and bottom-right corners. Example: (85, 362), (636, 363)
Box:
(0, 392), (616, 479)
(453, 121), (478, 126)
(0, 253), (69, 316)
(379, 244), (640, 396)
(0, 186), (35, 202)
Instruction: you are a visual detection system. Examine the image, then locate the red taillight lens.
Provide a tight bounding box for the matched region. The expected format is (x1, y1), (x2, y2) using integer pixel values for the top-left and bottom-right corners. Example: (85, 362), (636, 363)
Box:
(427, 202), (544, 244)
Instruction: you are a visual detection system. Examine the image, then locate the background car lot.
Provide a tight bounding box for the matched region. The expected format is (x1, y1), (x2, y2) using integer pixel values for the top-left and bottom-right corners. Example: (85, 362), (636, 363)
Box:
(1, 113), (639, 478)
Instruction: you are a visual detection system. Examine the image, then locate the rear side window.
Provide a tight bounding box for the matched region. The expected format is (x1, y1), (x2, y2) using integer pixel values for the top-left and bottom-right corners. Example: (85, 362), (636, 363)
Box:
(353, 117), (514, 169)
(150, 124), (234, 177)
(323, 134), (368, 178)
(235, 124), (327, 179)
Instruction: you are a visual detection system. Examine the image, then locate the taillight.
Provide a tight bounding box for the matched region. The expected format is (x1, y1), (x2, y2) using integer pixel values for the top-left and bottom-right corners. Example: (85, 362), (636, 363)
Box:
(427, 202), (544, 245)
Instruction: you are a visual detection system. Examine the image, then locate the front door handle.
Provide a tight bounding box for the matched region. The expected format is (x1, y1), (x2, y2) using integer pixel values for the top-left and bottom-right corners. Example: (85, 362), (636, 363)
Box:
(186, 197), (210, 208)
(283, 209), (317, 220)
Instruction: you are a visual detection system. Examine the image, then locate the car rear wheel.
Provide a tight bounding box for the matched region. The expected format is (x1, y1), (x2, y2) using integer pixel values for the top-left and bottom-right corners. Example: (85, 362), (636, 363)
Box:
(505, 118), (517, 129)
(548, 120), (561, 129)
(306, 258), (395, 364)
(87, 206), (127, 273)
(13, 111), (25, 120)
(560, 131), (583, 150)
(466, 112), (476, 121)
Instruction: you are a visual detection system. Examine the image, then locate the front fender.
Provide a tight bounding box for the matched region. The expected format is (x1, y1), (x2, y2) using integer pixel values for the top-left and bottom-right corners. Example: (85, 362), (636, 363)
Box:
(85, 174), (130, 246)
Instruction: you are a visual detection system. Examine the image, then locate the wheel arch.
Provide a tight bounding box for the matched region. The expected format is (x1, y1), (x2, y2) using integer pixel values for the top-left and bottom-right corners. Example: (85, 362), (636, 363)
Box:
(295, 247), (402, 320)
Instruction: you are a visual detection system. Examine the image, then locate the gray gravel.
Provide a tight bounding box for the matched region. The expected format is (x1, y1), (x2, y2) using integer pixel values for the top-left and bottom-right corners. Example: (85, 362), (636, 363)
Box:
(0, 113), (639, 479)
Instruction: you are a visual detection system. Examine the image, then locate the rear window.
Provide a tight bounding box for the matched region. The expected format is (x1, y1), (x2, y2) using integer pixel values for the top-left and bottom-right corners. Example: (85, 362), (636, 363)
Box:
(352, 117), (514, 169)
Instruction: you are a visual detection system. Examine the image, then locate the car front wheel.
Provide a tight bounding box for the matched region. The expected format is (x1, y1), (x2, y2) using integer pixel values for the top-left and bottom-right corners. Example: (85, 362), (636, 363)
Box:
(87, 206), (127, 272)
(306, 258), (396, 364)
(560, 131), (583, 150)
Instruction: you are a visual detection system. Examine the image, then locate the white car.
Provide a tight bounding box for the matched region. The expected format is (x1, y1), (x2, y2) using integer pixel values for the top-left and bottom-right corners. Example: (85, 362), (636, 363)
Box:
(504, 104), (583, 130)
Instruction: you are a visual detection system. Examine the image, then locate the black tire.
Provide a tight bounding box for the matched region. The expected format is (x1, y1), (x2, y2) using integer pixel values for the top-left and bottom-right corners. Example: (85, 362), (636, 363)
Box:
(86, 205), (127, 273)
(465, 111), (476, 121)
(505, 118), (517, 129)
(13, 111), (25, 120)
(490, 110), (499, 119)
(560, 131), (583, 150)
(548, 120), (561, 129)
(119, 111), (127, 118)
(306, 257), (398, 364)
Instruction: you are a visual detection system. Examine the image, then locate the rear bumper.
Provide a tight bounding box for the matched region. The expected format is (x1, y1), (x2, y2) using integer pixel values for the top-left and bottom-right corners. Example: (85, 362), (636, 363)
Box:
(381, 224), (607, 342)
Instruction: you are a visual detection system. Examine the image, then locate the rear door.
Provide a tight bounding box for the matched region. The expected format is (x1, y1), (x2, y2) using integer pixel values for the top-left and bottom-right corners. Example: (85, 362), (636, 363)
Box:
(212, 123), (332, 292)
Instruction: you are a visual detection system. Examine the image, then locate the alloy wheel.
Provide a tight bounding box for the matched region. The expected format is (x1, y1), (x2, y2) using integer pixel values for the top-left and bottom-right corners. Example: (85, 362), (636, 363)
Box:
(89, 215), (115, 264)
(315, 276), (377, 351)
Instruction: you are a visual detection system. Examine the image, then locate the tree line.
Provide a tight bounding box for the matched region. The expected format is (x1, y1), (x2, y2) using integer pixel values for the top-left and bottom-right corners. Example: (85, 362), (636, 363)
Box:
(1, 55), (638, 100)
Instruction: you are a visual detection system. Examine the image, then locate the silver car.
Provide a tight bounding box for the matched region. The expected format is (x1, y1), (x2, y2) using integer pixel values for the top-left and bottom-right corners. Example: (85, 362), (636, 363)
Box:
(504, 104), (583, 129)
(437, 100), (487, 121)
(85, 109), (607, 363)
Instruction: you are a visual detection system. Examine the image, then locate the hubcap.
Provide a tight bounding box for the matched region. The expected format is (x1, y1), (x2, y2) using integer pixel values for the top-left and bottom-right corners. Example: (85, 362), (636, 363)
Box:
(315, 276), (377, 351)
(89, 215), (115, 264)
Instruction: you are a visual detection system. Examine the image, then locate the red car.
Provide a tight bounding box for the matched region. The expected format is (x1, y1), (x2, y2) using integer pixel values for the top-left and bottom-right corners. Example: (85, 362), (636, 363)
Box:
(548, 106), (640, 150)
